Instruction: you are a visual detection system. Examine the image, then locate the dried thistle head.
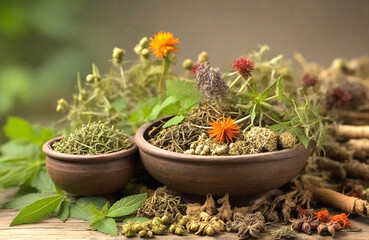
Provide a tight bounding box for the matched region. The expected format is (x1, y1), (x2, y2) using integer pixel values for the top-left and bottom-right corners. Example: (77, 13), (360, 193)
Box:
(196, 62), (229, 100)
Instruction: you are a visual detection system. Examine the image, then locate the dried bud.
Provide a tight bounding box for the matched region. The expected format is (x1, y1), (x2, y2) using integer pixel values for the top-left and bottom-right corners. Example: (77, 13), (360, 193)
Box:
(141, 48), (150, 58)
(175, 225), (185, 235)
(327, 87), (351, 108)
(86, 74), (95, 83)
(56, 98), (69, 113)
(169, 224), (176, 233)
(196, 62), (229, 100)
(132, 222), (143, 232)
(188, 222), (200, 232)
(112, 47), (125, 64)
(139, 37), (149, 48)
(197, 51), (209, 63)
(134, 45), (142, 55)
(205, 225), (215, 236)
(161, 215), (170, 225)
(182, 58), (194, 70)
(301, 74), (318, 87)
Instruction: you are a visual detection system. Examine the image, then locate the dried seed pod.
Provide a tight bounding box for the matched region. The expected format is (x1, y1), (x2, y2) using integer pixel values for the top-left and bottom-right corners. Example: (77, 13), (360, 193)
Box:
(174, 225), (186, 235)
(200, 212), (212, 221)
(161, 214), (171, 225)
(301, 222), (312, 234)
(184, 149), (195, 155)
(152, 224), (166, 235)
(132, 222), (143, 232)
(225, 221), (238, 232)
(169, 223), (176, 233)
(216, 193), (233, 222)
(200, 193), (217, 216)
(190, 142), (196, 149)
(178, 216), (190, 226)
(187, 221), (200, 232)
(205, 225), (215, 236)
(122, 221), (135, 237)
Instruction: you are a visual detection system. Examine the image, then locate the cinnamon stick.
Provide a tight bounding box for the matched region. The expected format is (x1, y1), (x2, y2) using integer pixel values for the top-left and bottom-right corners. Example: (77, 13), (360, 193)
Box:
(313, 188), (369, 216)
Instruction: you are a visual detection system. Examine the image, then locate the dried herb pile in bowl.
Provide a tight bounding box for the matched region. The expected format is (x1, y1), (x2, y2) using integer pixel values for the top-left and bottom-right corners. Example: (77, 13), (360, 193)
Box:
(53, 122), (133, 155)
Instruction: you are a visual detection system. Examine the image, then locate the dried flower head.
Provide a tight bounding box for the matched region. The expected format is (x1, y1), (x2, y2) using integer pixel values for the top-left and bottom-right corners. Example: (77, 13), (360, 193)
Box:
(112, 47), (125, 64)
(327, 87), (351, 108)
(232, 57), (254, 78)
(149, 31), (180, 58)
(191, 63), (200, 76)
(315, 209), (330, 223)
(207, 116), (240, 144)
(301, 74), (318, 87)
(331, 213), (351, 228)
(196, 62), (229, 100)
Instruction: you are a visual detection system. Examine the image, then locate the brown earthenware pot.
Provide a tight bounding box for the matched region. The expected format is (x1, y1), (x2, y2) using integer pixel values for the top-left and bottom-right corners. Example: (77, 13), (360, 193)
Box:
(43, 137), (137, 196)
(135, 117), (311, 197)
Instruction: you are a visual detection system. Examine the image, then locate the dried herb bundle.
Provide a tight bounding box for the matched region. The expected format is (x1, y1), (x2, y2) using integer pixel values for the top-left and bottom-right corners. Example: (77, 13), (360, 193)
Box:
(137, 189), (186, 222)
(53, 122), (132, 155)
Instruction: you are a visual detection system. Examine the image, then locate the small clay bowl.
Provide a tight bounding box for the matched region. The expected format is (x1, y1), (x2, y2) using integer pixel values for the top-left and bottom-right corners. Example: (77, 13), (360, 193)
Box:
(43, 137), (137, 196)
(135, 117), (311, 197)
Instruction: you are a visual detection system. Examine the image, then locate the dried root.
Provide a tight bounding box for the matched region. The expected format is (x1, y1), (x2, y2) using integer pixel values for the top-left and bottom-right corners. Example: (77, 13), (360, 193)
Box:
(335, 124), (369, 140)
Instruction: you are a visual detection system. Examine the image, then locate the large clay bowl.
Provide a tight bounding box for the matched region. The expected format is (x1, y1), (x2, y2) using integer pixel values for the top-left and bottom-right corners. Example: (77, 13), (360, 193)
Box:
(43, 137), (137, 196)
(135, 118), (310, 197)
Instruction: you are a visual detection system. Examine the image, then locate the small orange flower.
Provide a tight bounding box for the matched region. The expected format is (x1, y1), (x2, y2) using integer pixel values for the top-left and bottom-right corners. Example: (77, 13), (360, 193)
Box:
(315, 209), (331, 223)
(207, 116), (240, 144)
(149, 31), (180, 58)
(331, 213), (351, 228)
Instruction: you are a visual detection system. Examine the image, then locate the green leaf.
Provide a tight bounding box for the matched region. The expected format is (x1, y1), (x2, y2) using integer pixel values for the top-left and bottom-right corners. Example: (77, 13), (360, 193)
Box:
(31, 170), (57, 193)
(10, 195), (63, 226)
(123, 216), (150, 224)
(250, 105), (257, 124)
(57, 200), (70, 222)
(107, 193), (147, 218)
(296, 132), (310, 148)
(4, 117), (36, 142)
(261, 77), (278, 99)
(90, 217), (118, 236)
(69, 197), (108, 221)
(276, 76), (284, 99)
(162, 115), (185, 128)
(148, 96), (178, 121)
(166, 79), (200, 100)
(0, 141), (40, 159)
(3, 193), (45, 210)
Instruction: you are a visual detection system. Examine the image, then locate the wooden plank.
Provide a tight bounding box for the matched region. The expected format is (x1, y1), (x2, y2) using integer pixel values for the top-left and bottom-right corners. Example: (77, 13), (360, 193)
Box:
(1, 189), (369, 239)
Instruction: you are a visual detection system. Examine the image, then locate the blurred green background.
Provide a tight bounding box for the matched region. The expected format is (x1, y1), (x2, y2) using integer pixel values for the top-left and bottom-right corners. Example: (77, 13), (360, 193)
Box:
(1, 0), (368, 129)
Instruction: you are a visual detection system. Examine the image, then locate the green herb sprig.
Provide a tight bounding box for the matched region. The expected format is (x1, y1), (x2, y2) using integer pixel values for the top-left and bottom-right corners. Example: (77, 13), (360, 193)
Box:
(53, 122), (132, 155)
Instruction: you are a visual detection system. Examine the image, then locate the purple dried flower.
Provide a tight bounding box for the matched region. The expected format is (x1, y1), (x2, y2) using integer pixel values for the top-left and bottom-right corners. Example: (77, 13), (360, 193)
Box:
(196, 62), (229, 100)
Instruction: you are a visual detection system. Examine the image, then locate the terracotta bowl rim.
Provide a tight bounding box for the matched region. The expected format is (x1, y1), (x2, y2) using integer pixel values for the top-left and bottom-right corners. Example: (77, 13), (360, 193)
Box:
(135, 117), (310, 164)
(43, 136), (138, 163)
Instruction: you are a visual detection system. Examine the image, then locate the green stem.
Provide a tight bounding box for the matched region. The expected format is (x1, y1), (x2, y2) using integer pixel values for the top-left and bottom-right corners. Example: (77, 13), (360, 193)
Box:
(158, 57), (170, 96)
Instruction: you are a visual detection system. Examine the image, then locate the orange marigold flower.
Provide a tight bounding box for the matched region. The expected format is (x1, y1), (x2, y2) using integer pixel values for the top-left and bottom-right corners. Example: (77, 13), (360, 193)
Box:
(149, 31), (180, 58)
(207, 116), (240, 144)
(331, 213), (351, 228)
(315, 209), (330, 223)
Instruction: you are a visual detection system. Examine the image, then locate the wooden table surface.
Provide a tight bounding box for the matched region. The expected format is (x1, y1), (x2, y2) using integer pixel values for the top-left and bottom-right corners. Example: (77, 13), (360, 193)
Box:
(1, 190), (369, 240)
